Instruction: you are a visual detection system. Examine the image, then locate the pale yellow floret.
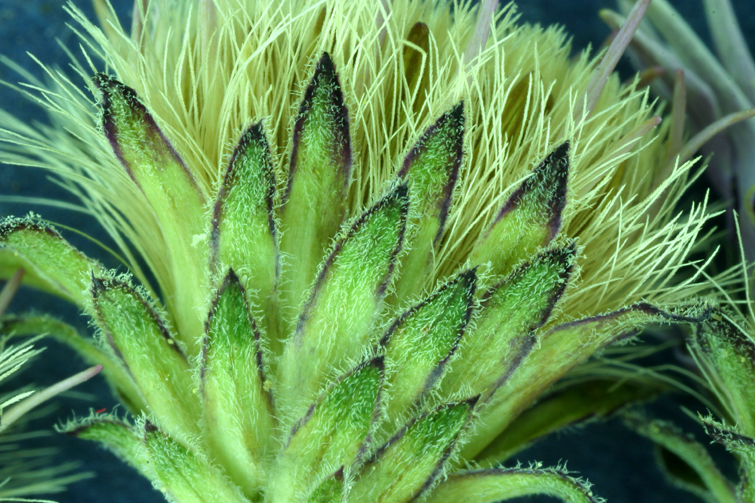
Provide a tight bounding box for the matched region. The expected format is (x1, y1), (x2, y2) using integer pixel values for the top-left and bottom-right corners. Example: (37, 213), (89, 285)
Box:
(0, 0), (714, 332)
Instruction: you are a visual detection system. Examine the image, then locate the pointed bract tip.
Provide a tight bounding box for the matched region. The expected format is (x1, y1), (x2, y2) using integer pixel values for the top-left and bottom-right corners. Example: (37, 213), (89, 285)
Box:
(433, 101), (465, 133)
(206, 268), (247, 330)
(394, 181), (409, 200)
(333, 466), (345, 481)
(91, 73), (138, 105)
(446, 100), (465, 123)
(220, 268), (241, 290)
(459, 267), (478, 284)
(377, 182), (410, 214)
(91, 72), (114, 90)
(559, 243), (578, 275)
(495, 140), (571, 224)
(91, 274), (107, 297)
(464, 394), (481, 409)
(316, 52), (336, 75)
(539, 141), (570, 178)
(369, 354), (386, 371)
(555, 139), (570, 156)
(543, 241), (577, 267)
(365, 183), (410, 222)
(437, 396), (480, 415)
(238, 121), (266, 148)
(456, 268), (478, 298)
(397, 104), (465, 181)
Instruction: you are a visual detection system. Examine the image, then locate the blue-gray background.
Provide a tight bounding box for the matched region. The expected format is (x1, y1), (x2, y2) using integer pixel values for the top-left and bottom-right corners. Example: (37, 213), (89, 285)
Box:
(0, 1), (753, 502)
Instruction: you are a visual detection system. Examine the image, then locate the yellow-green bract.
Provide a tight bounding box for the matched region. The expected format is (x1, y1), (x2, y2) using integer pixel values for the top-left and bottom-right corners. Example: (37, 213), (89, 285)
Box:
(0, 0), (724, 501)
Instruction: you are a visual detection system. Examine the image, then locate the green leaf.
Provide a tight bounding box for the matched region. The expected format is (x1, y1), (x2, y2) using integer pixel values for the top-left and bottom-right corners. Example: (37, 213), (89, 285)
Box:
(279, 52), (352, 316)
(94, 74), (208, 354)
(392, 102), (464, 301)
(279, 184), (408, 411)
(269, 359), (383, 503)
(624, 412), (737, 503)
(462, 303), (708, 459)
(306, 467), (344, 503)
(142, 421), (250, 503)
(475, 378), (664, 465)
(0, 218), (103, 307)
(469, 141), (569, 278)
(62, 416), (150, 477)
(0, 314), (146, 413)
(702, 416), (755, 503)
(200, 270), (275, 496)
(442, 245), (574, 401)
(90, 276), (200, 443)
(210, 122), (279, 339)
(381, 268), (476, 423)
(424, 467), (605, 503)
(347, 398), (477, 503)
(692, 310), (755, 437)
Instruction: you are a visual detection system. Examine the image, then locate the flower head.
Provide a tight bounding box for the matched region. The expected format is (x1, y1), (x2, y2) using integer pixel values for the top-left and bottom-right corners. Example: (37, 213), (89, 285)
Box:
(0, 0), (719, 501)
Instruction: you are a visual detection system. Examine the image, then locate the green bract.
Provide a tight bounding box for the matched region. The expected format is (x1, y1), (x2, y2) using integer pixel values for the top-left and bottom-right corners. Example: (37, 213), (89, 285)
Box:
(0, 57), (700, 502)
(0, 0), (723, 501)
(626, 310), (755, 503)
